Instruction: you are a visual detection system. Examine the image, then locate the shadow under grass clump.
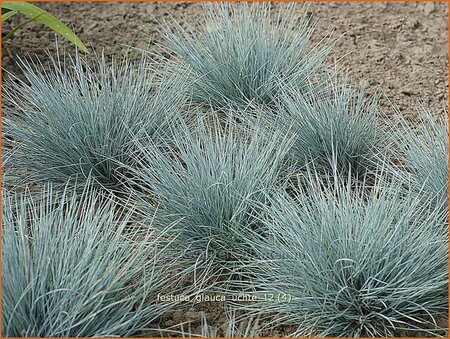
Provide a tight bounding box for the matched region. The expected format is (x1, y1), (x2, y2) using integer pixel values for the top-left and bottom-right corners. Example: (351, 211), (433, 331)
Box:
(2, 52), (185, 194)
(234, 171), (448, 337)
(2, 183), (195, 337)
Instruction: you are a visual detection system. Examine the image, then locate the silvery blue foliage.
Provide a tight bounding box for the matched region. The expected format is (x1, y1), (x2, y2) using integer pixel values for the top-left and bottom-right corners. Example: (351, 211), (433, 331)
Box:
(2, 183), (192, 337)
(238, 171), (448, 337)
(388, 105), (448, 216)
(164, 2), (335, 109)
(269, 78), (385, 180)
(3, 53), (185, 192)
(122, 116), (294, 272)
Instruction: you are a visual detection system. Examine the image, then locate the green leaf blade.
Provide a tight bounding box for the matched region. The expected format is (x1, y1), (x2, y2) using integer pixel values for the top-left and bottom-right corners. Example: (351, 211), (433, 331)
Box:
(2, 9), (19, 21)
(2, 2), (88, 52)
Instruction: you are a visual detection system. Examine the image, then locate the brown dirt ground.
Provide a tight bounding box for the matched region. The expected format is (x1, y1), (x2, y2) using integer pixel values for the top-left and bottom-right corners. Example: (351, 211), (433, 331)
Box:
(2, 2), (448, 116)
(1, 2), (448, 337)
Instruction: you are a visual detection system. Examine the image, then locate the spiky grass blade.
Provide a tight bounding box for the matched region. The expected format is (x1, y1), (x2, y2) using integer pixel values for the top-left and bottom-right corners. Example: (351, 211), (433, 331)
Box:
(3, 52), (184, 192)
(163, 2), (335, 110)
(122, 116), (294, 274)
(2, 183), (191, 337)
(388, 105), (448, 215)
(270, 77), (385, 181)
(237, 172), (448, 337)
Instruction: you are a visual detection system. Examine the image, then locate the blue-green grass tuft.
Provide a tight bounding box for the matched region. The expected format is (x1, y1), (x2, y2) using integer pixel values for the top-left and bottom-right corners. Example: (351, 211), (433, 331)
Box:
(235, 171), (448, 337)
(163, 2), (335, 110)
(3, 53), (185, 193)
(2, 183), (193, 337)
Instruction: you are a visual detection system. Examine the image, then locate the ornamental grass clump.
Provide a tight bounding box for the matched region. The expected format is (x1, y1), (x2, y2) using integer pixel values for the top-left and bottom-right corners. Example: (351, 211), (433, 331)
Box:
(3, 53), (184, 192)
(388, 105), (448, 216)
(122, 116), (294, 273)
(268, 78), (385, 181)
(163, 2), (335, 110)
(2, 183), (192, 337)
(238, 171), (448, 337)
